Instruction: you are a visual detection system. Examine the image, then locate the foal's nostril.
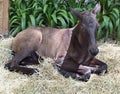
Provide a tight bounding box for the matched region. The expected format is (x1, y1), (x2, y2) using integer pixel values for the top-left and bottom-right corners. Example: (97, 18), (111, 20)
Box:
(89, 48), (99, 56)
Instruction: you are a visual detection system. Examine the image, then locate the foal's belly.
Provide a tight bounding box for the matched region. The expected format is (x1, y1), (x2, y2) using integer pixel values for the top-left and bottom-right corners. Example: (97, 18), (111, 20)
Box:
(36, 42), (58, 59)
(36, 27), (72, 61)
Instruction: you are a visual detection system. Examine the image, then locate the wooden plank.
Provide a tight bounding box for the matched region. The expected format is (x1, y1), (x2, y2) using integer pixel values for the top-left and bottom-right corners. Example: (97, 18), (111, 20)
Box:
(0, 1), (3, 34)
(2, 0), (9, 34)
(0, 2), (3, 18)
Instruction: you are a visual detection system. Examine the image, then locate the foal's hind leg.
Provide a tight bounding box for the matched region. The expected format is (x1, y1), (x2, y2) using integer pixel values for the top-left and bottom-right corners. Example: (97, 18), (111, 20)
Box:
(20, 52), (41, 66)
(4, 51), (39, 75)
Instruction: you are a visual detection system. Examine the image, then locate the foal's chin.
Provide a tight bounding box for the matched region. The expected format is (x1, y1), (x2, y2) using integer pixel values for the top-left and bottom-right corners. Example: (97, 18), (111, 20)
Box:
(89, 51), (98, 57)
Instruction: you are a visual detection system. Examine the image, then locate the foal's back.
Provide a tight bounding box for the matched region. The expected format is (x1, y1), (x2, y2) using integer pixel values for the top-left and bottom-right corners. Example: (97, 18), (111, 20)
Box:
(13, 26), (73, 60)
(38, 26), (73, 59)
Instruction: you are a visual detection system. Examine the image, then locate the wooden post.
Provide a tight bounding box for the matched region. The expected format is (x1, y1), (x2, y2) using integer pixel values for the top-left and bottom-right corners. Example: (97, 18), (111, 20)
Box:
(0, 0), (9, 35)
(0, 0), (3, 34)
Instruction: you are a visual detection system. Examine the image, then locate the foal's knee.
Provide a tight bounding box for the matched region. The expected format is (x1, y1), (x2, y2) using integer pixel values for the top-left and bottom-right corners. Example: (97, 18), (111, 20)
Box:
(76, 65), (92, 81)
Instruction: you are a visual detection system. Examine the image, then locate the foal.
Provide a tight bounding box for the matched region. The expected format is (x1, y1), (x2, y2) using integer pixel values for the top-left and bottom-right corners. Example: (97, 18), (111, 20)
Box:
(5, 3), (107, 81)
(57, 3), (107, 81)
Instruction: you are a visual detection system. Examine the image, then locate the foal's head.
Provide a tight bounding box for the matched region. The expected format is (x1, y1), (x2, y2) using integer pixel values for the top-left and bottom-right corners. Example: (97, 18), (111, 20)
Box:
(71, 3), (101, 56)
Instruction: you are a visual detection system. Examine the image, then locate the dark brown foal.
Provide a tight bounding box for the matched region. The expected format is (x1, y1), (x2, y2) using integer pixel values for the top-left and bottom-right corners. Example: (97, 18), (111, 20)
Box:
(5, 3), (107, 82)
(57, 3), (107, 81)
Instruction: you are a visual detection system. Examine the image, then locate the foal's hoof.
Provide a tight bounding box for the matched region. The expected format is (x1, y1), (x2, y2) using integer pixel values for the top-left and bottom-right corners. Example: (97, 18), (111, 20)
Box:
(95, 65), (108, 75)
(31, 69), (39, 76)
(95, 69), (107, 75)
(4, 63), (11, 70)
(75, 73), (91, 82)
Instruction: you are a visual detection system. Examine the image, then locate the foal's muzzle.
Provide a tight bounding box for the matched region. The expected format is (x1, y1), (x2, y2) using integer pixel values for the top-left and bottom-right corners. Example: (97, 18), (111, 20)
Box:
(89, 48), (99, 56)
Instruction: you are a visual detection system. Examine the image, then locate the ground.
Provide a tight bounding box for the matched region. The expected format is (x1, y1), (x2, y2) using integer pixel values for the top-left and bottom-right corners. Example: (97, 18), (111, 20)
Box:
(0, 38), (120, 94)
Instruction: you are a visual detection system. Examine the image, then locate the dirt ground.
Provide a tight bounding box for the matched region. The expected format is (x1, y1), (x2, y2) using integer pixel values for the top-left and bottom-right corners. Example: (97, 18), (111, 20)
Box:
(0, 38), (120, 94)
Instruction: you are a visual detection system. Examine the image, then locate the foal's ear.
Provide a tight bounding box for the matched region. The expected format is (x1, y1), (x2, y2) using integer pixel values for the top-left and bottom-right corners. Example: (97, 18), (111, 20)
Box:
(92, 2), (101, 15)
(70, 8), (82, 19)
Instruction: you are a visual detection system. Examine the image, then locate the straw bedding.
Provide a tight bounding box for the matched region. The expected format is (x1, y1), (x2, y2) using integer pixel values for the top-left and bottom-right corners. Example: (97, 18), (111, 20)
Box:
(0, 38), (120, 94)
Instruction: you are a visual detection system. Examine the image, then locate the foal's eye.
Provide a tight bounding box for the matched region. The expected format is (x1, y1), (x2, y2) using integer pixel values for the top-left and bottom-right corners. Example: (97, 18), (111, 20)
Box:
(89, 23), (93, 26)
(88, 19), (94, 27)
(89, 19), (93, 23)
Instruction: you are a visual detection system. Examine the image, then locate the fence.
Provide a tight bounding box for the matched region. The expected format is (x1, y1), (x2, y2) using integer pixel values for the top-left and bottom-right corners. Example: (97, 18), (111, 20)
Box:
(0, 0), (9, 35)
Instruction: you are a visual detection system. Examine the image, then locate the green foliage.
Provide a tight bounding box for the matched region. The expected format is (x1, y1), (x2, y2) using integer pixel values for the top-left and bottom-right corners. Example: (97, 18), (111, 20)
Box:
(97, 0), (120, 41)
(9, 0), (97, 37)
(9, 0), (76, 36)
(9, 0), (120, 41)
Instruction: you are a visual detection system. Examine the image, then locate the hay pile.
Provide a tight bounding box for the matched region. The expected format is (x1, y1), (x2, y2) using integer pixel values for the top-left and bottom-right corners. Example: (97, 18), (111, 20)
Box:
(0, 38), (120, 94)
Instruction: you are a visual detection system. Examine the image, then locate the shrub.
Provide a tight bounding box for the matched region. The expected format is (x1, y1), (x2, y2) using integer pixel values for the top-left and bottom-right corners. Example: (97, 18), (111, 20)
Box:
(9, 0), (120, 42)
(9, 0), (97, 37)
(97, 0), (120, 41)
(9, 0), (76, 36)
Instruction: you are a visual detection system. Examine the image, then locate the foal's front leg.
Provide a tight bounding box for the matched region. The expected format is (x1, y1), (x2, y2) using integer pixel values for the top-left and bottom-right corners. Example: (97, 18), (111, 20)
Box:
(93, 58), (108, 75)
(59, 58), (92, 82)
(86, 58), (108, 75)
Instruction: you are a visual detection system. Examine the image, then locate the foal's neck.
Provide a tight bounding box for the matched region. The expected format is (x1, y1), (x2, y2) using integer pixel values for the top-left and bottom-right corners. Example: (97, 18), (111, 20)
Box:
(70, 22), (88, 50)
(65, 22), (89, 62)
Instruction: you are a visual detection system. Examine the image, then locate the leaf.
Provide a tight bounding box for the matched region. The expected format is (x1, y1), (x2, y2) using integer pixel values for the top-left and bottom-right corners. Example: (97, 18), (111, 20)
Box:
(103, 15), (110, 29)
(10, 19), (19, 27)
(68, 12), (76, 26)
(110, 11), (118, 20)
(36, 14), (43, 24)
(58, 11), (69, 23)
(116, 19), (120, 28)
(50, 20), (54, 27)
(51, 11), (57, 23)
(57, 9), (67, 15)
(28, 21), (32, 27)
(42, 0), (47, 6)
(29, 15), (36, 26)
(9, 28), (16, 35)
(21, 13), (26, 30)
(109, 14), (116, 27)
(108, 20), (113, 35)
(112, 8), (119, 17)
(11, 26), (21, 37)
(9, 16), (18, 22)
(57, 16), (67, 28)
(104, 30), (109, 41)
(117, 26), (120, 41)
(97, 27), (102, 40)
(43, 4), (48, 13)
(9, 12), (15, 16)
(39, 19), (45, 27)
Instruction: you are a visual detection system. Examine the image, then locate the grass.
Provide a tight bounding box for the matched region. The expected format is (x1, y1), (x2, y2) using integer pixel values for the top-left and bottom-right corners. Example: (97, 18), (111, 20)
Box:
(0, 38), (120, 94)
